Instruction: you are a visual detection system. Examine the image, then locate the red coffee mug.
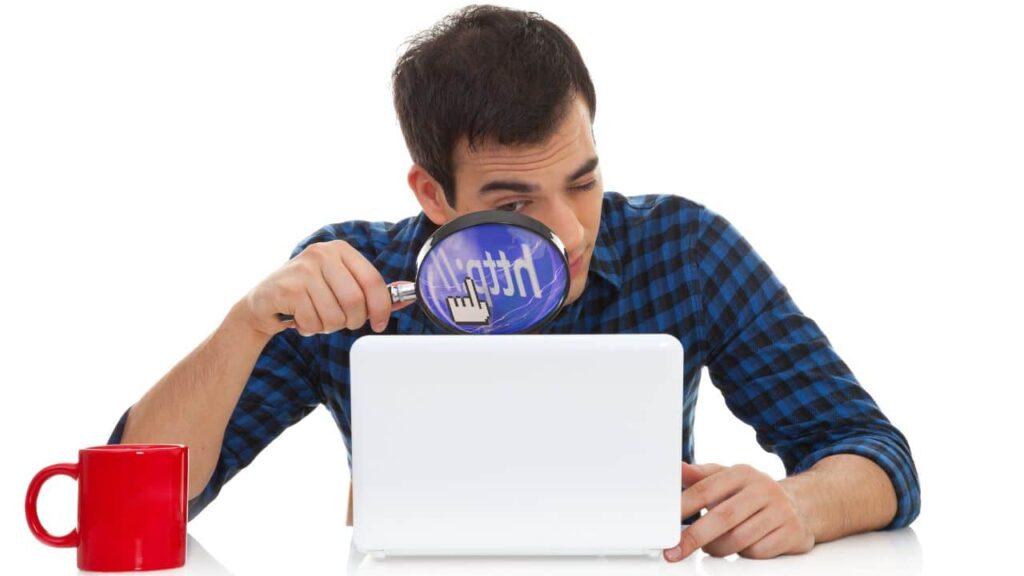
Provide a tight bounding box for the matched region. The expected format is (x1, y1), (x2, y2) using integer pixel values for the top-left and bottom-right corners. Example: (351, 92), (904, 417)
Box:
(25, 444), (188, 572)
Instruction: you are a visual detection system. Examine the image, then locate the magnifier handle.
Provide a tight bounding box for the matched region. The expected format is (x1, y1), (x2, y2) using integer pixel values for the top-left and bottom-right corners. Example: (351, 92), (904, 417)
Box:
(275, 283), (416, 322)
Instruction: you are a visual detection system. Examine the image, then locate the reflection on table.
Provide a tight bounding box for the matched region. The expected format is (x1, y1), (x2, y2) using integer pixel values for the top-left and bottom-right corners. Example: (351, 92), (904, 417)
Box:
(344, 528), (921, 576)
(138, 527), (920, 576)
(76, 535), (234, 576)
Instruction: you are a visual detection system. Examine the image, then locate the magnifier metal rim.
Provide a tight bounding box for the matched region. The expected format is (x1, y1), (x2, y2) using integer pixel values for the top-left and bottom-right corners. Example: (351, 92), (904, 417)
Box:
(413, 210), (571, 334)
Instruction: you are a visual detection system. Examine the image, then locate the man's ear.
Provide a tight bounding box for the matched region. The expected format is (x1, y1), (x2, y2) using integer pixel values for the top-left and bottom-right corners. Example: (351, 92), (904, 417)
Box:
(408, 164), (456, 226)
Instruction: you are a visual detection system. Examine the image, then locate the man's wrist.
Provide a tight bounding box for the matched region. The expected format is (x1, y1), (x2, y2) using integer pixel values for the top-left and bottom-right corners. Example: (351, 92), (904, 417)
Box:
(223, 299), (275, 350)
(779, 469), (829, 544)
(778, 453), (900, 544)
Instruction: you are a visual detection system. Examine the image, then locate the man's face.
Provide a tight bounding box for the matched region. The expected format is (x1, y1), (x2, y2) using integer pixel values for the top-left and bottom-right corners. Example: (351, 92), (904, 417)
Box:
(445, 97), (603, 306)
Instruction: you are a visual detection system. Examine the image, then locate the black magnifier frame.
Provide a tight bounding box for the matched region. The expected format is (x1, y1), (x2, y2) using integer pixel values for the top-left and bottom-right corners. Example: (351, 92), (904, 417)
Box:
(413, 210), (570, 335)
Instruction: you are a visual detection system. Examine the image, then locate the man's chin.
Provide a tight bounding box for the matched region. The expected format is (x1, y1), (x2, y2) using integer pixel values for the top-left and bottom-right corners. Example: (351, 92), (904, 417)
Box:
(565, 275), (588, 306)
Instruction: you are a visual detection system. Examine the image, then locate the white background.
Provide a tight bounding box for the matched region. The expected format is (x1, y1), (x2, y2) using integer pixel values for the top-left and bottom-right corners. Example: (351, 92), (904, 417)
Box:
(1, 1), (1021, 573)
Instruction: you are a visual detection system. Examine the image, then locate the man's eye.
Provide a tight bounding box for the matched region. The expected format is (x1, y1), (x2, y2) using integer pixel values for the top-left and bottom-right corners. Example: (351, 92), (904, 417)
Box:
(496, 200), (529, 212)
(570, 181), (597, 192)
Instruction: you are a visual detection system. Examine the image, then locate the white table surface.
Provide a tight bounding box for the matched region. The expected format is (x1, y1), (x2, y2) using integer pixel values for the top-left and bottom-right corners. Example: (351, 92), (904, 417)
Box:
(17, 524), (930, 576)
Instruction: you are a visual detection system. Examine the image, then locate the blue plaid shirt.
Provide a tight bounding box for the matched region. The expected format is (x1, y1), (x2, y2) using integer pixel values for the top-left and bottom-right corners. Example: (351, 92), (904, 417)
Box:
(108, 191), (920, 528)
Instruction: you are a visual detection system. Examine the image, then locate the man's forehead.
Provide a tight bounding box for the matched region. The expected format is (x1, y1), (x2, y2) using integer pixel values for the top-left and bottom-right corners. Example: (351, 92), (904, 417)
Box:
(453, 104), (595, 175)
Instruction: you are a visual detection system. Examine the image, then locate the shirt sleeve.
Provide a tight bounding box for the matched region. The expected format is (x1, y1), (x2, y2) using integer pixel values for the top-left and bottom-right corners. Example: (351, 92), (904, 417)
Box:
(106, 313), (323, 521)
(695, 207), (921, 530)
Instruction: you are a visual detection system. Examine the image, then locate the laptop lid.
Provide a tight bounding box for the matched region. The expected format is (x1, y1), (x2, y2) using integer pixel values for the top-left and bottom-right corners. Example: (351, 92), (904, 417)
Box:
(350, 334), (683, 556)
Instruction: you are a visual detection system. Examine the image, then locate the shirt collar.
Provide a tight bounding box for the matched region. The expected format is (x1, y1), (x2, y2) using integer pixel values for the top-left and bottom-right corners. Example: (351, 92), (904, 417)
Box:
(394, 212), (439, 281)
(382, 213), (440, 335)
(587, 209), (623, 292)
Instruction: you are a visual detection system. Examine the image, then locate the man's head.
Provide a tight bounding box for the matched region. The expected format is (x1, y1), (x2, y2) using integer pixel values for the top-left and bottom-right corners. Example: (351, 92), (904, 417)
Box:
(393, 4), (602, 305)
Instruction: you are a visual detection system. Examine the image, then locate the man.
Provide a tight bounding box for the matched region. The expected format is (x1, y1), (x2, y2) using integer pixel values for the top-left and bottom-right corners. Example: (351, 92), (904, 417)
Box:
(107, 5), (920, 562)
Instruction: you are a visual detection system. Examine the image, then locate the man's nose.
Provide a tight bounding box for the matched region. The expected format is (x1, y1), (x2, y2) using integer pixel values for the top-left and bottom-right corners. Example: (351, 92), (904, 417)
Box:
(542, 201), (585, 258)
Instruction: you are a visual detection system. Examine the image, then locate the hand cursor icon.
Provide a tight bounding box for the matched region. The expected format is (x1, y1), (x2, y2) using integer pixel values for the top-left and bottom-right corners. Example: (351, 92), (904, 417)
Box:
(446, 277), (491, 325)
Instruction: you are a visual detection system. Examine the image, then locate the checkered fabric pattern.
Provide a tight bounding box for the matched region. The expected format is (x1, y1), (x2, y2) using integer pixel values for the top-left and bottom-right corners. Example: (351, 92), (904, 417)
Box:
(108, 192), (920, 527)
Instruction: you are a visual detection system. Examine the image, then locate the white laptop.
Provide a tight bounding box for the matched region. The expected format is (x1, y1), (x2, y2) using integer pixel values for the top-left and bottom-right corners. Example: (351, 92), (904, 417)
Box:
(349, 334), (683, 558)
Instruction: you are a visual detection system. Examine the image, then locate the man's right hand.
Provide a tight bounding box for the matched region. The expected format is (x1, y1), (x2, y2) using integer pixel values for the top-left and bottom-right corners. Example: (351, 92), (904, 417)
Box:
(240, 240), (414, 338)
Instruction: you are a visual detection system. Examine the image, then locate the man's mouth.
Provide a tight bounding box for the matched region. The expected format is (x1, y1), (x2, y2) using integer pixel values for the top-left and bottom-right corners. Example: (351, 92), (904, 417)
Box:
(568, 252), (585, 276)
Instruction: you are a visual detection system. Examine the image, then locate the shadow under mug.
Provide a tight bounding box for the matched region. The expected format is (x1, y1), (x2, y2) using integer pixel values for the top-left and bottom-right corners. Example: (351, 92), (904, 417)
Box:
(25, 444), (189, 572)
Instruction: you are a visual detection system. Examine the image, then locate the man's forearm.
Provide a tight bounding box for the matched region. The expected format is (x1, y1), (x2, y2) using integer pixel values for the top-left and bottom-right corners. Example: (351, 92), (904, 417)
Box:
(119, 299), (273, 500)
(779, 453), (898, 544)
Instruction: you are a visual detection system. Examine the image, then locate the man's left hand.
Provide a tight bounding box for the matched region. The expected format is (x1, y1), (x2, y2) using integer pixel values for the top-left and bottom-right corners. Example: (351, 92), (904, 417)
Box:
(663, 462), (816, 562)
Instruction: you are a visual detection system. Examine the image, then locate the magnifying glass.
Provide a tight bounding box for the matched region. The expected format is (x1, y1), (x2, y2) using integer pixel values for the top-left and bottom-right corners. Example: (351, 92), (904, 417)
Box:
(276, 211), (570, 334)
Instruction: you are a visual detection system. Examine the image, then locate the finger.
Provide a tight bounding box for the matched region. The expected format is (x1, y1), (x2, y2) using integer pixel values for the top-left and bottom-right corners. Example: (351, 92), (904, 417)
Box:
(292, 290), (323, 336)
(341, 246), (390, 332)
(699, 463), (728, 475)
(682, 462), (725, 488)
(702, 501), (779, 558)
(305, 269), (348, 333)
(681, 463), (702, 488)
(739, 521), (796, 560)
(325, 259), (367, 331)
(677, 485), (765, 559)
(320, 258), (367, 332)
(465, 278), (479, 307)
(681, 465), (752, 521)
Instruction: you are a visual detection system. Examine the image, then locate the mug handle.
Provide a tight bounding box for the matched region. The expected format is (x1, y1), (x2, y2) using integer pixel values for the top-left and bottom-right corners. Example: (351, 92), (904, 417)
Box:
(25, 463), (80, 548)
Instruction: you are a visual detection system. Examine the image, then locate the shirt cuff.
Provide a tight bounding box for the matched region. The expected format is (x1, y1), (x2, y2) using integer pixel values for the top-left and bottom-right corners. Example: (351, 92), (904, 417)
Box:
(107, 407), (131, 444)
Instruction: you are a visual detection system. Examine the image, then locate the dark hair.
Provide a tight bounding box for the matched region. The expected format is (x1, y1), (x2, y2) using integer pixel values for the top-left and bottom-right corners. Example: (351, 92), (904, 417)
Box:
(392, 4), (597, 207)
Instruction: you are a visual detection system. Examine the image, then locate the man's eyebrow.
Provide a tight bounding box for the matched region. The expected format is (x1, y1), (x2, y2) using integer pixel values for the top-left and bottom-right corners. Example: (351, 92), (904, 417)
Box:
(478, 179), (539, 195)
(478, 156), (600, 196)
(567, 156), (599, 183)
